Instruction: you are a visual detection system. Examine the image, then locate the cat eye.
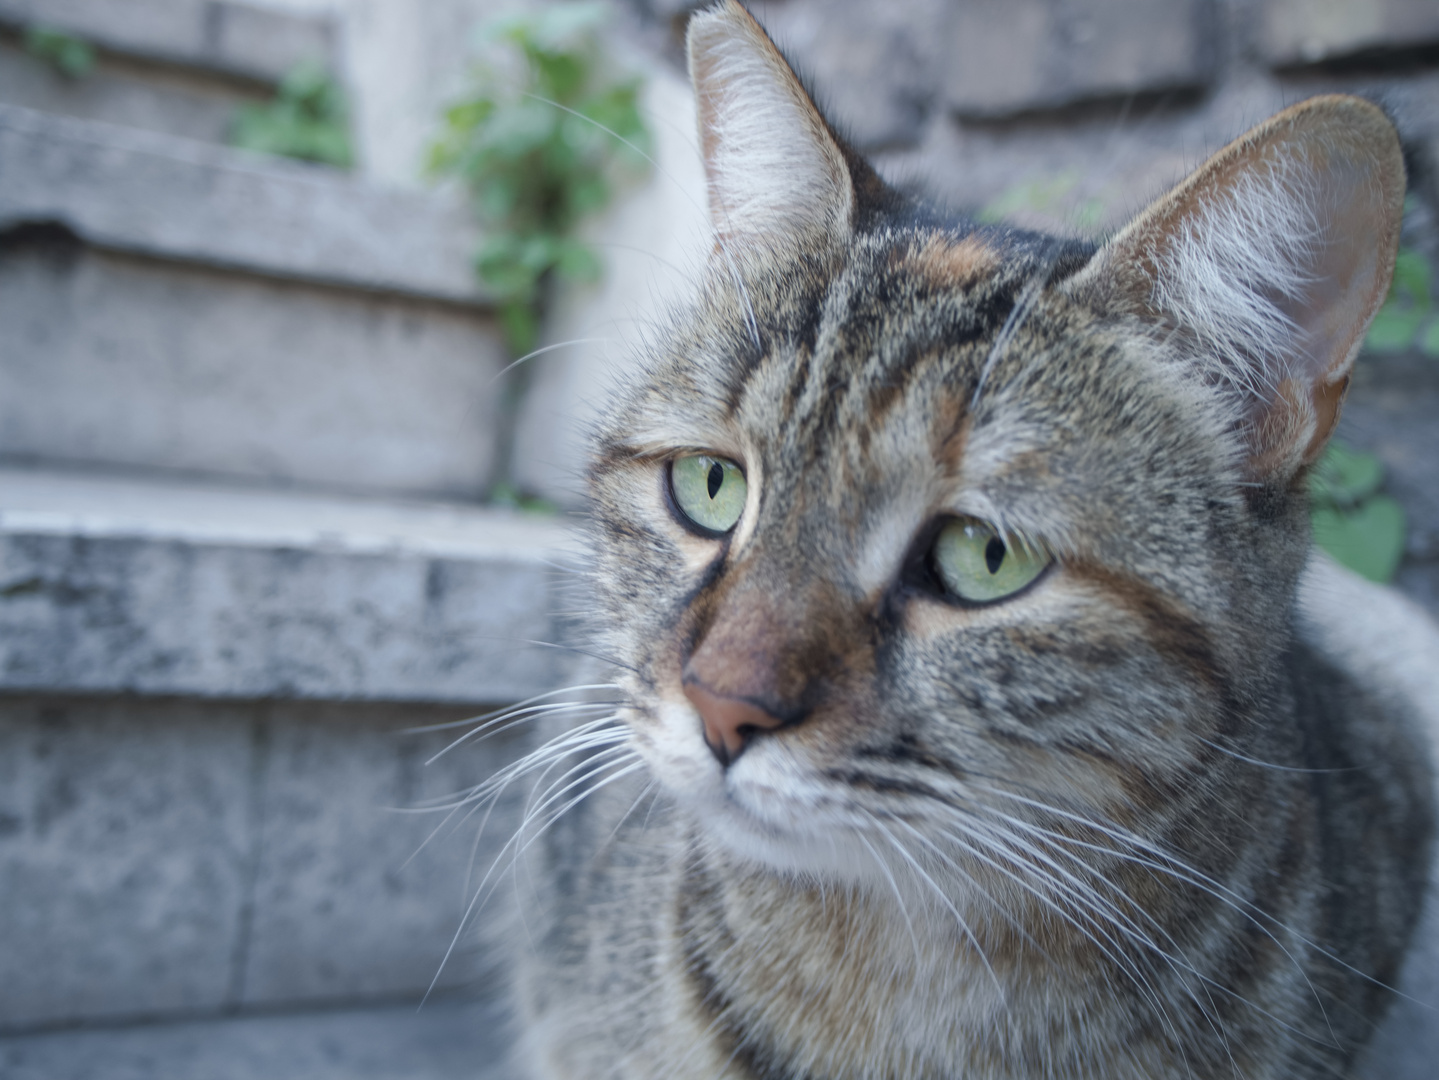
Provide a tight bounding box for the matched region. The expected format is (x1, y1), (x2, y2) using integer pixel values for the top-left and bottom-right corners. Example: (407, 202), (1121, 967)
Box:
(932, 517), (1049, 604)
(670, 454), (748, 535)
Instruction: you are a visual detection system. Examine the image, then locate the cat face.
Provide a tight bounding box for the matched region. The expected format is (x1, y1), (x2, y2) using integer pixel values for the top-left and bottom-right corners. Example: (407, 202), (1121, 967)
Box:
(589, 229), (1251, 883)
(583, 1), (1403, 888)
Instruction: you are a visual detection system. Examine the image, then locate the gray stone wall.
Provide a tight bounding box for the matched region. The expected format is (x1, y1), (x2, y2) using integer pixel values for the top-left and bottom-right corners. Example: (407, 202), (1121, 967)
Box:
(0, 695), (523, 1030)
(0, 0), (543, 1050)
(0, 237), (503, 499)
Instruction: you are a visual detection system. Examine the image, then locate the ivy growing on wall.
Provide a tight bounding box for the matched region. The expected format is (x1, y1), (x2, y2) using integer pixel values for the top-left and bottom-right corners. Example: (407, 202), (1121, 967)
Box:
(231, 60), (353, 168)
(1366, 247), (1439, 358)
(428, 2), (651, 355)
(24, 25), (95, 78)
(1313, 202), (1439, 584)
(1310, 441), (1406, 583)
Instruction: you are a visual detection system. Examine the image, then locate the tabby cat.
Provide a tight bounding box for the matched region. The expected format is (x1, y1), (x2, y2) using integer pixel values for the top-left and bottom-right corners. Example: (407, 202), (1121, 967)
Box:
(507, 3), (1439, 1076)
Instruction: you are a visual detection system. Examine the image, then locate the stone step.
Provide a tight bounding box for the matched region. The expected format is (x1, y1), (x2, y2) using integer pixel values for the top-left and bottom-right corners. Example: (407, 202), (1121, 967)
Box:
(0, 465), (582, 702)
(0, 105), (505, 499)
(0, 104), (485, 305)
(0, 25), (270, 146)
(0, 997), (515, 1080)
(0, 0), (335, 87)
(0, 0), (333, 149)
(0, 466), (582, 1029)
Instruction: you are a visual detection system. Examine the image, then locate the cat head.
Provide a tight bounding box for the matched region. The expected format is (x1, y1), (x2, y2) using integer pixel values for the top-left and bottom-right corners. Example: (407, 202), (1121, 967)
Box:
(585, 0), (1404, 881)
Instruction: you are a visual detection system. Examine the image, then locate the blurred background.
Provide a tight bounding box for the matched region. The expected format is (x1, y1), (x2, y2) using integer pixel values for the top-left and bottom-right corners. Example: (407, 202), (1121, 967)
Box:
(0, 0), (1436, 1077)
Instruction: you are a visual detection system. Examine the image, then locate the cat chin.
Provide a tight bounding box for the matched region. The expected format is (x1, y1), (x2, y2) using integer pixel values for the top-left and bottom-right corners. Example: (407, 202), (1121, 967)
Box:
(699, 808), (903, 885)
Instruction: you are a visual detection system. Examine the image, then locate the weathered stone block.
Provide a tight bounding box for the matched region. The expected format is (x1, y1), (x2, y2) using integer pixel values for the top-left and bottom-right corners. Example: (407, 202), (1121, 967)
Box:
(0, 36), (262, 145)
(1258, 0), (1439, 67)
(0, 233), (502, 498)
(759, 0), (949, 149)
(238, 703), (527, 1006)
(210, 1), (335, 83)
(0, 998), (513, 1080)
(0, 697), (254, 1029)
(0, 105), (486, 303)
(0, 695), (539, 1031)
(0, 468), (582, 702)
(0, 0), (335, 85)
(944, 0), (1216, 119)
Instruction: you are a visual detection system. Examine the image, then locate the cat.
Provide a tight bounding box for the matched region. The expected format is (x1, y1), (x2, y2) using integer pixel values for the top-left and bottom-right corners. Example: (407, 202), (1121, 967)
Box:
(500, 2), (1439, 1076)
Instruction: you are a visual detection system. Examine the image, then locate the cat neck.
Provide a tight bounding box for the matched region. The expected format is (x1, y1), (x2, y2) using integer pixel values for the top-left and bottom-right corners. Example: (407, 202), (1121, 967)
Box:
(670, 786), (1301, 1078)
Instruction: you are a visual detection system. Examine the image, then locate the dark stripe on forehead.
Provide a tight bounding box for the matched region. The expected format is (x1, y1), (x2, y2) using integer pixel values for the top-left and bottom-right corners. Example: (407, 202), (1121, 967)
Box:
(721, 325), (770, 417)
(782, 344), (814, 425)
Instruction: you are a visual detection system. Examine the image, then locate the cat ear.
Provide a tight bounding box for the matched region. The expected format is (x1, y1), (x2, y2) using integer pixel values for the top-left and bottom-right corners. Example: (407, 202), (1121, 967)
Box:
(1072, 96), (1405, 481)
(686, 0), (854, 243)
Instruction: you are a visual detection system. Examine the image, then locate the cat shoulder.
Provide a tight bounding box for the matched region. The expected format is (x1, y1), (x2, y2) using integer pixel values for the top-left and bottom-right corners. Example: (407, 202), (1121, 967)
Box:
(1298, 552), (1439, 751)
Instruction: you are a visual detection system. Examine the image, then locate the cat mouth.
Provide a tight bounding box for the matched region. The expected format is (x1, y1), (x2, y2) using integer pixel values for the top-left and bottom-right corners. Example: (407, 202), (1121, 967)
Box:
(641, 703), (891, 875)
(631, 698), (953, 883)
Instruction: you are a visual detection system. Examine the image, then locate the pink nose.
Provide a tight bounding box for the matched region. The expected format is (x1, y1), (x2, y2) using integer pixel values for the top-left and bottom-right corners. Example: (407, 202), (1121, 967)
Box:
(683, 679), (786, 766)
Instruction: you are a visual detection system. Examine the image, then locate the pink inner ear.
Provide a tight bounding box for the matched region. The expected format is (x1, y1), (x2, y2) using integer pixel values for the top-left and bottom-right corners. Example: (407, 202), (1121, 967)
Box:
(686, 0), (853, 242)
(1281, 161), (1388, 395)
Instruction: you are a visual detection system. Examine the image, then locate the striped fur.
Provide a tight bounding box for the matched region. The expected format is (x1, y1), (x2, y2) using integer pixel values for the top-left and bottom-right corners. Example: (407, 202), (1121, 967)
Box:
(513, 4), (1433, 1077)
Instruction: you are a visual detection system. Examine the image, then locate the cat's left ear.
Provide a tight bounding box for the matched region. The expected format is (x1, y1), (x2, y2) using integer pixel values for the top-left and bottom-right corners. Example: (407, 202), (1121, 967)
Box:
(686, 0), (854, 244)
(1070, 95), (1405, 481)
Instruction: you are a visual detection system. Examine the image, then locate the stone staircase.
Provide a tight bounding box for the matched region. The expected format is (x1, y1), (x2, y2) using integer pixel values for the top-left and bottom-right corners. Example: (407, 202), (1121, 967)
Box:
(0, 1), (559, 1072)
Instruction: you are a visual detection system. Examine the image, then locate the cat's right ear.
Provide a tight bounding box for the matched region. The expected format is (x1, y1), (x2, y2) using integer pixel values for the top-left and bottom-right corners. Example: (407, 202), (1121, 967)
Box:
(686, 1), (854, 244)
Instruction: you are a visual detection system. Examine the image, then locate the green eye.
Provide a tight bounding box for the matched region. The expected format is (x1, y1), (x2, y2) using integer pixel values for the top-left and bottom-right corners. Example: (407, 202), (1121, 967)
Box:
(671, 454), (748, 535)
(933, 517), (1049, 603)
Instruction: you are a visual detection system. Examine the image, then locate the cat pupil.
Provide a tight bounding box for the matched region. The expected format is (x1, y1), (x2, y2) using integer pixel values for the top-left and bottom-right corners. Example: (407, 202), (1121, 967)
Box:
(707, 462), (723, 499)
(985, 537), (1006, 575)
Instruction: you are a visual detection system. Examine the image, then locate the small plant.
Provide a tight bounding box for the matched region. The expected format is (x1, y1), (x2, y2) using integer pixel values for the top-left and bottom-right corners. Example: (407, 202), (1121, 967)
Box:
(24, 25), (95, 79)
(231, 60), (353, 169)
(1365, 200), (1439, 358)
(978, 169), (1106, 236)
(1310, 441), (1406, 583)
(428, 2), (651, 354)
(1365, 245), (1439, 357)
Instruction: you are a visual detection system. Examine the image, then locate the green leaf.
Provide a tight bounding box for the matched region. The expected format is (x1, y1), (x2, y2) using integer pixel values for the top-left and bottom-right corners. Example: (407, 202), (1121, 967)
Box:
(486, 480), (557, 513)
(1393, 247), (1434, 306)
(567, 174), (610, 217)
(476, 174), (521, 220)
(444, 99), (494, 130)
(1312, 496), (1406, 583)
(499, 300), (540, 355)
(1366, 304), (1426, 353)
(1309, 441), (1384, 509)
(477, 99), (555, 158)
(25, 26), (96, 79)
(978, 170), (1082, 225)
(532, 50), (587, 101)
(476, 239), (540, 297)
(429, 2), (651, 359)
(230, 61), (352, 167)
(556, 240), (602, 283)
(1366, 246), (1435, 354)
